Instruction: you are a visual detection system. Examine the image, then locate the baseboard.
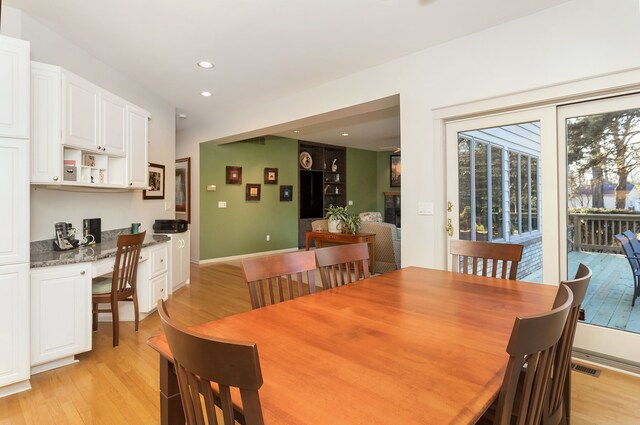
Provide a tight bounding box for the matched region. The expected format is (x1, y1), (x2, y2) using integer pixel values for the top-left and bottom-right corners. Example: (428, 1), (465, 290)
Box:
(0, 380), (31, 398)
(572, 349), (640, 377)
(31, 356), (77, 375)
(198, 247), (299, 265)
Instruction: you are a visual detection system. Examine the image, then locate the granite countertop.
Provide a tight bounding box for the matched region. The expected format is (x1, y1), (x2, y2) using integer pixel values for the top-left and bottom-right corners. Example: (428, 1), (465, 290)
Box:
(30, 234), (170, 268)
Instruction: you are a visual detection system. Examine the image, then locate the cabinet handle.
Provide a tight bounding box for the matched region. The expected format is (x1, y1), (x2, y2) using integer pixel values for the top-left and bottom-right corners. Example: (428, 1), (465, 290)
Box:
(160, 288), (164, 292)
(53, 177), (59, 181)
(80, 271), (85, 275)
(97, 145), (101, 150)
(160, 259), (164, 263)
(129, 182), (133, 186)
(102, 147), (106, 151)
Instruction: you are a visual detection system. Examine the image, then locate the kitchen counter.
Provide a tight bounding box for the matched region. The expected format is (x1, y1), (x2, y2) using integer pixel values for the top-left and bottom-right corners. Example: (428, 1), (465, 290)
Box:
(30, 234), (170, 268)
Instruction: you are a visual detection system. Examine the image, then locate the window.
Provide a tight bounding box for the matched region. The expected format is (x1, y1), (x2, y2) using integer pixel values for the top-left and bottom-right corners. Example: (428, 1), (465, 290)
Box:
(458, 135), (539, 241)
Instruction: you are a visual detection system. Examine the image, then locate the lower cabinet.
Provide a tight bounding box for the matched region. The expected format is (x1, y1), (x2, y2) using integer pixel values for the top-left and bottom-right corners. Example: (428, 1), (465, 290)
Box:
(138, 242), (169, 313)
(158, 231), (190, 292)
(30, 263), (91, 370)
(0, 264), (29, 389)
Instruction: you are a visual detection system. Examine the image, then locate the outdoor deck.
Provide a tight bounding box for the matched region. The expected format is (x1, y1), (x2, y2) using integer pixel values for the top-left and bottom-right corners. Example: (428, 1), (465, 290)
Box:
(525, 251), (640, 334)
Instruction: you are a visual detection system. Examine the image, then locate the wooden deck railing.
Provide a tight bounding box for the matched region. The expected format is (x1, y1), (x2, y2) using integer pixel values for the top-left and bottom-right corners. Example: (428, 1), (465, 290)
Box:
(570, 213), (640, 253)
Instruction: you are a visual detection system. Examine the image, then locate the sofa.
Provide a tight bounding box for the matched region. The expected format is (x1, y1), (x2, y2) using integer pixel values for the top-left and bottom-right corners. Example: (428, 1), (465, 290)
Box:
(358, 213), (401, 274)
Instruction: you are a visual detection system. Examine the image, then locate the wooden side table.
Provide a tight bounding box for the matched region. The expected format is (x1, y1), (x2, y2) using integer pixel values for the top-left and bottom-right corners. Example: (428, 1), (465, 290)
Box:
(305, 231), (376, 272)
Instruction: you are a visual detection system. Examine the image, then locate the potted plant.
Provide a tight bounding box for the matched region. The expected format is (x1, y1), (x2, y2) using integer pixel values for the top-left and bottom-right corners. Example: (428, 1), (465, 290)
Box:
(343, 213), (361, 235)
(325, 205), (348, 233)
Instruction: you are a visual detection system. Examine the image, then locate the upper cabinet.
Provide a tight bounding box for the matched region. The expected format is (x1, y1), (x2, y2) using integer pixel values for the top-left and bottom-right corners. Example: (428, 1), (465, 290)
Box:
(30, 61), (150, 188)
(0, 35), (30, 139)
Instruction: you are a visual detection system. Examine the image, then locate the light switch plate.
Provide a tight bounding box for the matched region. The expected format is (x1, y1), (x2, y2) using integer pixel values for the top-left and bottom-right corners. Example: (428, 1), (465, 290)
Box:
(218, 201), (227, 208)
(418, 202), (434, 215)
(207, 184), (217, 191)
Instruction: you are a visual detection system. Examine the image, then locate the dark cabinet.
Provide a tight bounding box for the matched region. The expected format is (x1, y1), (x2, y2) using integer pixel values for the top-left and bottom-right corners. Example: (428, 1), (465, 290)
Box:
(298, 141), (347, 247)
(384, 192), (401, 228)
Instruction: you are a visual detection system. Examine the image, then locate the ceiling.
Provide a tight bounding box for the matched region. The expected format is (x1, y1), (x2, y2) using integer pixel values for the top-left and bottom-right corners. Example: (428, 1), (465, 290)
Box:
(5, 0), (570, 149)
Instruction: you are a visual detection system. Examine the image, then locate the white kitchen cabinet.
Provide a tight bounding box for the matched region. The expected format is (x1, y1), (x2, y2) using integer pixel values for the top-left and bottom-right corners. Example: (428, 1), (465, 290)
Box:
(161, 231), (190, 292)
(30, 62), (62, 183)
(0, 139), (29, 266)
(30, 61), (149, 188)
(30, 264), (92, 372)
(137, 242), (168, 313)
(0, 35), (29, 139)
(0, 264), (29, 390)
(63, 70), (100, 151)
(127, 105), (149, 188)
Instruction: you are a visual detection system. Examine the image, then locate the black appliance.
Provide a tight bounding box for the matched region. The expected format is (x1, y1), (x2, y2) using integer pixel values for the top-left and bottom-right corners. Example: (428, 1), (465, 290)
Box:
(153, 219), (188, 233)
(83, 218), (102, 243)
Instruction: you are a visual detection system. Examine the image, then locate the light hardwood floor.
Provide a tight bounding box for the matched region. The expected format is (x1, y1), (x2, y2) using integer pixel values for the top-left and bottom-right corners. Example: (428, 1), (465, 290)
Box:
(1, 262), (639, 424)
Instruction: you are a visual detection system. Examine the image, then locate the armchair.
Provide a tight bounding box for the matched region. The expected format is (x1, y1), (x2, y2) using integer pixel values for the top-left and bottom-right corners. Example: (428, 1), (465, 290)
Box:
(359, 216), (401, 274)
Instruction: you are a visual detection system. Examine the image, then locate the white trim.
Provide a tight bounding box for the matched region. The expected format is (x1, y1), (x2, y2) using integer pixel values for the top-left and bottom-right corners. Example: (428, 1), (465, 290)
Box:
(198, 247), (299, 265)
(30, 356), (77, 375)
(0, 379), (31, 398)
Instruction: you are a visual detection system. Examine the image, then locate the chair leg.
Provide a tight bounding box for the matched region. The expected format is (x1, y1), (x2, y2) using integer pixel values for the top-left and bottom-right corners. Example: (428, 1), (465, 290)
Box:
(92, 303), (98, 332)
(133, 292), (139, 332)
(112, 299), (119, 347)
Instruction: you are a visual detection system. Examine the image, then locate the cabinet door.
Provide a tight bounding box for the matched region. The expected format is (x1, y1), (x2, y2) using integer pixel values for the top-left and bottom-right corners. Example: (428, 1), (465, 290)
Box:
(150, 273), (169, 308)
(0, 35), (29, 139)
(0, 264), (29, 387)
(31, 62), (62, 183)
(0, 139), (28, 265)
(100, 92), (126, 157)
(127, 105), (148, 188)
(62, 71), (100, 151)
(150, 243), (168, 278)
(30, 265), (92, 366)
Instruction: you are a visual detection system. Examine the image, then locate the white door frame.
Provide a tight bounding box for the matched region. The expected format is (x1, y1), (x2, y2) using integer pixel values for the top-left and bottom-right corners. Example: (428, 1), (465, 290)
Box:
(434, 67), (640, 366)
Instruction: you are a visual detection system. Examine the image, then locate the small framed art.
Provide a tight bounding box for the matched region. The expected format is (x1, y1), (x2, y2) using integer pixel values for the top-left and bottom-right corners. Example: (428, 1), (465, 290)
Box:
(264, 168), (278, 184)
(143, 163), (165, 199)
(390, 155), (401, 187)
(246, 183), (261, 201)
(280, 185), (293, 202)
(226, 166), (242, 184)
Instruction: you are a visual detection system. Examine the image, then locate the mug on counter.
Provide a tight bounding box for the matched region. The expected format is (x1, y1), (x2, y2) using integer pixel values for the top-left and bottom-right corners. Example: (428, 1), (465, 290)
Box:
(131, 223), (141, 234)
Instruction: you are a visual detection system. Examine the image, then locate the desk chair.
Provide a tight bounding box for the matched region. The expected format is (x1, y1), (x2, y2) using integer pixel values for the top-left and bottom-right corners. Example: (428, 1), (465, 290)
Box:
(92, 232), (145, 347)
(158, 300), (264, 425)
(544, 263), (591, 425)
(315, 243), (370, 289)
(477, 285), (573, 425)
(450, 239), (523, 280)
(241, 250), (317, 309)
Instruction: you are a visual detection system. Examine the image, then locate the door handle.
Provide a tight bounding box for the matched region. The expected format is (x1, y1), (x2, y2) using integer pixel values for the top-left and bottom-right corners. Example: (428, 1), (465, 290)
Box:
(446, 219), (454, 237)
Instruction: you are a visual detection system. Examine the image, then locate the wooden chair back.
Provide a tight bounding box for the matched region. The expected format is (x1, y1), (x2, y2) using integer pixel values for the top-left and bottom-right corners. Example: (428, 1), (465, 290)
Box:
(112, 232), (145, 296)
(241, 250), (317, 309)
(315, 243), (370, 289)
(157, 300), (264, 425)
(543, 264), (591, 425)
(450, 239), (523, 280)
(492, 285), (573, 425)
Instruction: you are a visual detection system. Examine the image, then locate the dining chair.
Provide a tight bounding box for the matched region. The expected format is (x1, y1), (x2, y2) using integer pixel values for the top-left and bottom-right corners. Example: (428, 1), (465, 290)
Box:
(614, 233), (640, 306)
(315, 242), (370, 289)
(477, 284), (573, 425)
(241, 250), (317, 309)
(92, 231), (145, 347)
(450, 239), (523, 280)
(157, 300), (264, 425)
(543, 263), (592, 425)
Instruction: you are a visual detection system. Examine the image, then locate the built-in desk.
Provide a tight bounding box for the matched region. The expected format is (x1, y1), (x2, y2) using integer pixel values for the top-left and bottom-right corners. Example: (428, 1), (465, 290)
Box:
(29, 234), (170, 374)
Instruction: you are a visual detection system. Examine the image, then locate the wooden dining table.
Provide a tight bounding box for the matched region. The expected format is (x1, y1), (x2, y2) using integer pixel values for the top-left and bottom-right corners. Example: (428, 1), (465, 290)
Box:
(147, 266), (557, 424)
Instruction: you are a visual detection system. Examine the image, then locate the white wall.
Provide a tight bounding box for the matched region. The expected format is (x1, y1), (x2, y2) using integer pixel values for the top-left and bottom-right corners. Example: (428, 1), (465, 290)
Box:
(2, 7), (176, 241)
(177, 0), (640, 263)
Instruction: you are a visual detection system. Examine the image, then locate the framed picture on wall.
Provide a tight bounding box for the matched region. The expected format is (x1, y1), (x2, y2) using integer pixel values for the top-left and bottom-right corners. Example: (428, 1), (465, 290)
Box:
(175, 157), (191, 223)
(280, 185), (293, 201)
(226, 166), (242, 184)
(143, 163), (165, 199)
(246, 183), (261, 201)
(264, 168), (278, 184)
(390, 155), (401, 187)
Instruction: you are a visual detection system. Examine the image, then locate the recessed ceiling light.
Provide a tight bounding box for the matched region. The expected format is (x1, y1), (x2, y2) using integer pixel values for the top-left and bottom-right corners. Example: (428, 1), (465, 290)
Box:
(177, 114), (187, 119)
(197, 61), (214, 69)
(293, 130), (300, 133)
(200, 91), (212, 97)
(342, 133), (349, 137)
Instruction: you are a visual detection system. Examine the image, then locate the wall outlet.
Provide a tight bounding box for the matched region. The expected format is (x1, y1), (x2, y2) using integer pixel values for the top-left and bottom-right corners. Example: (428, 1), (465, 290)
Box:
(266, 235), (270, 241)
(348, 200), (353, 206)
(218, 201), (227, 208)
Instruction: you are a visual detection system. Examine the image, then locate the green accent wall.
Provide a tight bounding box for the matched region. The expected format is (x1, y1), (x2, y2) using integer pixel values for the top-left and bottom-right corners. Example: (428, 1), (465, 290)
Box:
(200, 137), (299, 260)
(377, 151), (399, 213)
(346, 148), (378, 214)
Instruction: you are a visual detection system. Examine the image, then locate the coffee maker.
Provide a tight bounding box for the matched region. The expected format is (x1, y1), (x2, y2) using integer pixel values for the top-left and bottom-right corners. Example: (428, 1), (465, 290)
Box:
(53, 222), (80, 251)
